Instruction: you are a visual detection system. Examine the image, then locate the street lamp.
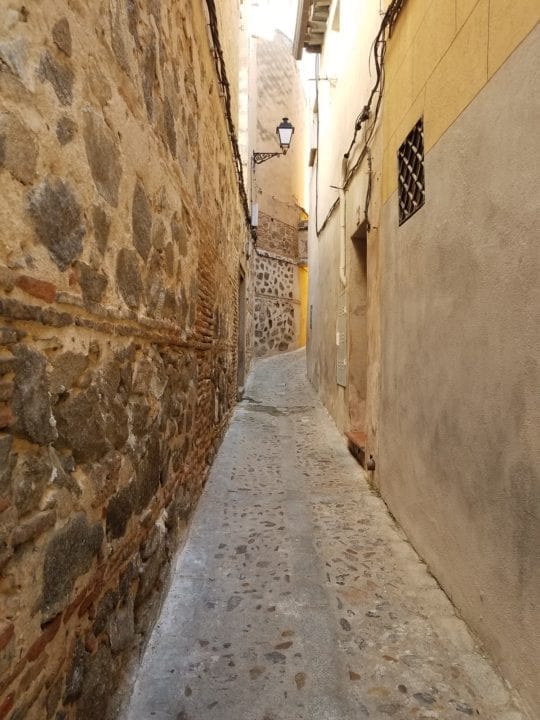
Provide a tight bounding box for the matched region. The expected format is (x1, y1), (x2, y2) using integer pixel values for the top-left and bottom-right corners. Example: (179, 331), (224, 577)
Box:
(253, 118), (295, 165)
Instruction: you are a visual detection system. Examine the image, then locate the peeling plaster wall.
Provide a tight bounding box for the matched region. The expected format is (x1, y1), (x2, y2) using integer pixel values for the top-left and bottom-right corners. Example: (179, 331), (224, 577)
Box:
(0, 1), (251, 718)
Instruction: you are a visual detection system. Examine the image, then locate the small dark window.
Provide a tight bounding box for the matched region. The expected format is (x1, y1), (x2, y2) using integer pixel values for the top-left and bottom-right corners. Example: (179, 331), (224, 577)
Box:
(397, 118), (425, 225)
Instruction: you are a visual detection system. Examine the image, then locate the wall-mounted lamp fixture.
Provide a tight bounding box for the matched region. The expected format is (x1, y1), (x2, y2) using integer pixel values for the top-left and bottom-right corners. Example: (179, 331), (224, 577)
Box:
(252, 118), (295, 165)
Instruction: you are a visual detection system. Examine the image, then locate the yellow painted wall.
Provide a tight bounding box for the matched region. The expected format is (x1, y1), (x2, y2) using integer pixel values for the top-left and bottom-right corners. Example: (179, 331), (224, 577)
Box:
(298, 266), (309, 347)
(382, 0), (539, 202)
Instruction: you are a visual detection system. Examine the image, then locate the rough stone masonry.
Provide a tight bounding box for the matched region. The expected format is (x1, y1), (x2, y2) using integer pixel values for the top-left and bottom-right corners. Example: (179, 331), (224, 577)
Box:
(0, 1), (252, 718)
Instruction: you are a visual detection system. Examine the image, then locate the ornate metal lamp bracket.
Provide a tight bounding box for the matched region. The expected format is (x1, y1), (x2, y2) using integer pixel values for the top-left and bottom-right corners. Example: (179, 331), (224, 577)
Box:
(252, 152), (283, 165)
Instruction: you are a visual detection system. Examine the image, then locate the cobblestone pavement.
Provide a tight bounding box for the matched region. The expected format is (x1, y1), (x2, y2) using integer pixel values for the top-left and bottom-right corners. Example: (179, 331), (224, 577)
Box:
(124, 350), (526, 720)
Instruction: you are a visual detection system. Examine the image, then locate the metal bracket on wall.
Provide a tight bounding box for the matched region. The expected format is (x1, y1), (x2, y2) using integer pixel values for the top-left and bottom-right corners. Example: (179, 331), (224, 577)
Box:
(252, 152), (283, 165)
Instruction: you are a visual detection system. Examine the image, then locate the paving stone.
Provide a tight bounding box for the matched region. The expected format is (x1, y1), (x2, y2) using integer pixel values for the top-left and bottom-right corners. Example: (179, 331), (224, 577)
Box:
(122, 351), (525, 720)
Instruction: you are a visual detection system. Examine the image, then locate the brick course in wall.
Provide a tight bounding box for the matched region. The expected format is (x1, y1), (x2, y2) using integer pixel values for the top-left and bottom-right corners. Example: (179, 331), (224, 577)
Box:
(0, 1), (252, 718)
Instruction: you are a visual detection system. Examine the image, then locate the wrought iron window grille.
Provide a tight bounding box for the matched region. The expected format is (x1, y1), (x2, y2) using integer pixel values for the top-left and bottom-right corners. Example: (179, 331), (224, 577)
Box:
(397, 118), (425, 225)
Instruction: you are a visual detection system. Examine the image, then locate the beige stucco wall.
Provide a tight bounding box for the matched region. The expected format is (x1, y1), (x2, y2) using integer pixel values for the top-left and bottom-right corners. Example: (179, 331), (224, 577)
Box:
(306, 0), (382, 438)
(378, 25), (540, 716)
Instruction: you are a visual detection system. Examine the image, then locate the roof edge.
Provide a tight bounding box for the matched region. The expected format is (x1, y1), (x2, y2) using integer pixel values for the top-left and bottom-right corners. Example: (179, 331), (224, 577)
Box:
(293, 0), (310, 59)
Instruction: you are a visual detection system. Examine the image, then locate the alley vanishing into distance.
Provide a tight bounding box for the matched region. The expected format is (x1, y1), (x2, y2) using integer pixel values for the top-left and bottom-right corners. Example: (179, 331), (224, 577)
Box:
(124, 351), (524, 720)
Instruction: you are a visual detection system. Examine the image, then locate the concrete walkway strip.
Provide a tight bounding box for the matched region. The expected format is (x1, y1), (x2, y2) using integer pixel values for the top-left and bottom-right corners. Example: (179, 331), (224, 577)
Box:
(124, 349), (525, 720)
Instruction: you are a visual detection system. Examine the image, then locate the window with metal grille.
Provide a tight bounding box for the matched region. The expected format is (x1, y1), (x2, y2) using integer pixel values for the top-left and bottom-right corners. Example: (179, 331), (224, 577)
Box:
(398, 118), (425, 225)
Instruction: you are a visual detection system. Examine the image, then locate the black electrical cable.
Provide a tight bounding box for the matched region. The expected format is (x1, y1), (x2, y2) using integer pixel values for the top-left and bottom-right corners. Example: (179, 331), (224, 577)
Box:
(315, 54), (321, 235)
(316, 0), (407, 236)
(204, 0), (256, 240)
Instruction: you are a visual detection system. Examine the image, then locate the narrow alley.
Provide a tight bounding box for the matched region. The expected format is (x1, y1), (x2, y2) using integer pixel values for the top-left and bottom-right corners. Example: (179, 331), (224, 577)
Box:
(124, 351), (523, 720)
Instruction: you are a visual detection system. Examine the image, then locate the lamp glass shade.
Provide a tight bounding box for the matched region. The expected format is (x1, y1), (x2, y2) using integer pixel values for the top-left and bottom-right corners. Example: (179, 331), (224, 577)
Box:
(276, 117), (294, 152)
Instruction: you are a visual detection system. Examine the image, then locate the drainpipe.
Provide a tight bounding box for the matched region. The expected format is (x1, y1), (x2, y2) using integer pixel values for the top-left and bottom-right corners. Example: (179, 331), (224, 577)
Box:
(339, 156), (348, 287)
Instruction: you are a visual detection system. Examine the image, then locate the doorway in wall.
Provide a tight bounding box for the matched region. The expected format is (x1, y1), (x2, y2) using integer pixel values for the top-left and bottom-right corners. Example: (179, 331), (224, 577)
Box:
(237, 270), (246, 396)
(347, 220), (368, 432)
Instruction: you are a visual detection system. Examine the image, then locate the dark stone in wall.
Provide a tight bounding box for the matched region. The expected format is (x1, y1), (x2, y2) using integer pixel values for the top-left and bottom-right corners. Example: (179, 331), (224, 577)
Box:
(27, 177), (85, 270)
(151, 217), (166, 250)
(164, 242), (174, 277)
(162, 288), (178, 320)
(171, 212), (187, 257)
(74, 643), (113, 720)
(56, 116), (77, 145)
(133, 430), (160, 513)
(187, 114), (197, 147)
(107, 596), (135, 654)
(132, 180), (152, 260)
(64, 638), (88, 704)
(48, 446), (80, 496)
(92, 205), (111, 255)
(86, 451), (121, 507)
(0, 435), (15, 495)
(163, 97), (176, 157)
(0, 111), (38, 184)
(77, 262), (107, 304)
(52, 18), (72, 57)
(110, 2), (130, 73)
(136, 550), (164, 604)
(83, 110), (122, 207)
(130, 400), (150, 439)
(49, 351), (88, 395)
(106, 482), (134, 539)
(55, 378), (129, 464)
(92, 589), (119, 636)
(38, 51), (74, 106)
(12, 450), (51, 516)
(126, 0), (141, 47)
(142, 39), (156, 120)
(13, 345), (57, 445)
(46, 674), (64, 718)
(116, 248), (142, 308)
(41, 512), (104, 620)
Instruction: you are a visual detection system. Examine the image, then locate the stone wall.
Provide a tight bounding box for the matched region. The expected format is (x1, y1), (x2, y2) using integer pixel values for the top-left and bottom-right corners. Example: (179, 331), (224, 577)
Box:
(256, 211), (298, 258)
(254, 251), (297, 357)
(253, 210), (304, 358)
(0, 1), (251, 718)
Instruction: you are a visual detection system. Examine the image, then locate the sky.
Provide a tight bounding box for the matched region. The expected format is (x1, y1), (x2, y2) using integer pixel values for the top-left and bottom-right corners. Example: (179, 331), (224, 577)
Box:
(249, 0), (299, 41)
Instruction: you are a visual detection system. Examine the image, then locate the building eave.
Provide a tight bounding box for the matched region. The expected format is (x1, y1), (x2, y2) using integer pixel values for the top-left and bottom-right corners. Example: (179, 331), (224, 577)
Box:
(293, 0), (331, 60)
